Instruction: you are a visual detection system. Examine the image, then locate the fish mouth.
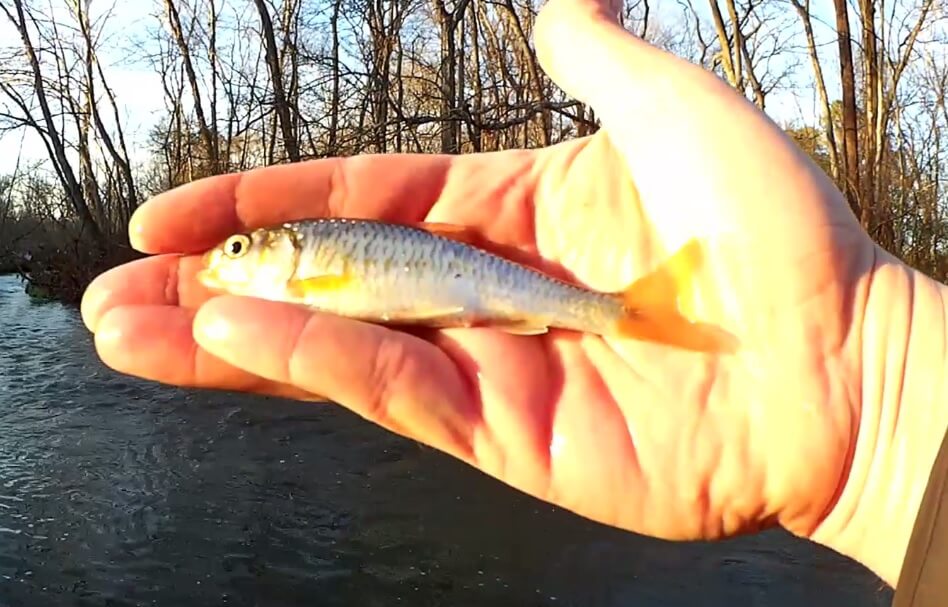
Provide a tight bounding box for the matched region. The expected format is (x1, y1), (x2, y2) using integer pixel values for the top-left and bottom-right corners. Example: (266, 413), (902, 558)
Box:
(195, 268), (220, 289)
(197, 250), (222, 289)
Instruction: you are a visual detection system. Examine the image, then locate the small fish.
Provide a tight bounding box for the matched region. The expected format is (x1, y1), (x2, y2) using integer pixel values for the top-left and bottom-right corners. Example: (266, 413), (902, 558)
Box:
(196, 218), (734, 353)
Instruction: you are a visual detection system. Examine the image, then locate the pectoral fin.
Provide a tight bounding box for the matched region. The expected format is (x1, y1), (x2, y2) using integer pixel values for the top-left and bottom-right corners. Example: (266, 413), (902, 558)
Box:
(287, 273), (353, 298)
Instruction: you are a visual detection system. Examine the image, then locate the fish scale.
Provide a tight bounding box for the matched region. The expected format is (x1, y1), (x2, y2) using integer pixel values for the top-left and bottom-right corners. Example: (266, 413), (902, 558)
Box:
(287, 218), (620, 331)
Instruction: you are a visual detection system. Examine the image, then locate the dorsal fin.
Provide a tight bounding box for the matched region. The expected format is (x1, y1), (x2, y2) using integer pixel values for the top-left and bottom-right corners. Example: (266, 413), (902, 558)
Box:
(410, 221), (545, 270)
(415, 221), (482, 245)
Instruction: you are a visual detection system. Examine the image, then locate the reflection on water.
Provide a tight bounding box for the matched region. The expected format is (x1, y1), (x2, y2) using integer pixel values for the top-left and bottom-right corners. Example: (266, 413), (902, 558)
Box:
(0, 275), (892, 606)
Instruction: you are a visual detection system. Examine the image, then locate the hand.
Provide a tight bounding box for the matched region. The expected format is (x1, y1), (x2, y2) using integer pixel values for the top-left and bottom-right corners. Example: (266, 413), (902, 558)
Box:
(81, 0), (894, 585)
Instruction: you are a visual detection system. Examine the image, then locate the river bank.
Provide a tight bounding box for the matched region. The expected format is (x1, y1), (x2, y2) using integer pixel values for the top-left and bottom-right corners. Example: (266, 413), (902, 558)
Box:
(0, 240), (143, 305)
(0, 252), (22, 274)
(1, 210), (145, 305)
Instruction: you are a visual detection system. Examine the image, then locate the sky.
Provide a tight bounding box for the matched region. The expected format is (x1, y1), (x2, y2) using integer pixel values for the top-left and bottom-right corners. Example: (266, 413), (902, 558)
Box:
(0, 1), (846, 178)
(0, 1), (167, 175)
(667, 0), (842, 127)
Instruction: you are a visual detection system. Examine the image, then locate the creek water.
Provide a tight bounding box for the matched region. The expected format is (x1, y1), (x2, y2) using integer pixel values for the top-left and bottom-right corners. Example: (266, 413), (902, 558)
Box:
(0, 274), (892, 606)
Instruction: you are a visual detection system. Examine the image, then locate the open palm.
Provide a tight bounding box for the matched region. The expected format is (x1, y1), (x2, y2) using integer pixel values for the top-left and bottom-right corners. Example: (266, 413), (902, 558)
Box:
(81, 0), (878, 551)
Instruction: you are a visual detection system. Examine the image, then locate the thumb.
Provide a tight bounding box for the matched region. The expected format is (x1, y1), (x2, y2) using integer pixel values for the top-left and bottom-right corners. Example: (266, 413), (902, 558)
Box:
(534, 0), (773, 146)
(533, 0), (840, 244)
(534, 0), (700, 115)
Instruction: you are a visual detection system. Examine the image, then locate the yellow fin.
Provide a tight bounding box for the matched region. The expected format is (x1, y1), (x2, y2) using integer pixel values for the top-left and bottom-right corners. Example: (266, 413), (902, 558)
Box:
(616, 239), (736, 354)
(621, 239), (700, 312)
(288, 273), (353, 298)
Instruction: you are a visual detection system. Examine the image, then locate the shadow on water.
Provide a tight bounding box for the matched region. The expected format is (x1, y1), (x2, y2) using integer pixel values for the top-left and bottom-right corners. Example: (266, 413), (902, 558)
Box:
(0, 275), (893, 606)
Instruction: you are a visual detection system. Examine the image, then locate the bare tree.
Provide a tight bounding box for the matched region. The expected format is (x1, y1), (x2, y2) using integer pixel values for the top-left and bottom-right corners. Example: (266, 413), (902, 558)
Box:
(0, 0), (103, 244)
(163, 0), (221, 173)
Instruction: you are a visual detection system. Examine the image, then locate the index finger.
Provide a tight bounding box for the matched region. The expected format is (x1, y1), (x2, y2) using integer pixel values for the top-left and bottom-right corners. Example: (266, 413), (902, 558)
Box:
(129, 153), (457, 254)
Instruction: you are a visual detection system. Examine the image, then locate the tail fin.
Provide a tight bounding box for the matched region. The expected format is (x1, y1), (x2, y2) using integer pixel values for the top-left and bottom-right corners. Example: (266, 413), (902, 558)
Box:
(615, 239), (737, 354)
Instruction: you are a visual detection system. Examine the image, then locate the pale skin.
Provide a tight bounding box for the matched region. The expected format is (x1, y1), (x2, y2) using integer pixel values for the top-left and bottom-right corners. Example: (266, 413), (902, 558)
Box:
(80, 0), (948, 591)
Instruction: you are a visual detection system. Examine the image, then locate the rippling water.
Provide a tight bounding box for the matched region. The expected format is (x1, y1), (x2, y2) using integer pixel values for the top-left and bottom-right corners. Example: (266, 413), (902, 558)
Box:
(0, 274), (892, 606)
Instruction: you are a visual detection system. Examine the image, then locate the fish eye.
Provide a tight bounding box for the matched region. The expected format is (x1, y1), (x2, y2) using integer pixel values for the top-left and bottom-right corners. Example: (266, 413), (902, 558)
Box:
(224, 234), (251, 258)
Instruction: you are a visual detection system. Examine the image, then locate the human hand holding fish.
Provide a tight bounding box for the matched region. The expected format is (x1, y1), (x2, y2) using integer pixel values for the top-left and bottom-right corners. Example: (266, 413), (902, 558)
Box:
(79, 0), (948, 594)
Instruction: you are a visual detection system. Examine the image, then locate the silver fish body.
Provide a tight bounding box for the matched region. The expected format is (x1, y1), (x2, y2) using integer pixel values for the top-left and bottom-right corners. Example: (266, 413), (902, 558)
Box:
(200, 218), (626, 335)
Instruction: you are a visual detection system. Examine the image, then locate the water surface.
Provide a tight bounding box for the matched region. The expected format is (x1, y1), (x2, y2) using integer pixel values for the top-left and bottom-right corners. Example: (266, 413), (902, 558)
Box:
(0, 274), (893, 606)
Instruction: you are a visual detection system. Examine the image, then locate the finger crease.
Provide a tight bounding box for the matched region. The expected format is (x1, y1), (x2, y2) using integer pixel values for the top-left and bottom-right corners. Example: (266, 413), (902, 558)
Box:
(231, 172), (252, 230)
(167, 257), (182, 307)
(286, 314), (318, 392)
(327, 158), (348, 217)
(365, 338), (411, 428)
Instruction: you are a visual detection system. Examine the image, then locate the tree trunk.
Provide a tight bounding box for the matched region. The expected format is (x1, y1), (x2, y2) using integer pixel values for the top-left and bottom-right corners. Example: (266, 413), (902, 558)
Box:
(253, 0), (300, 162)
(3, 0), (103, 245)
(832, 0), (861, 219)
(164, 0), (220, 174)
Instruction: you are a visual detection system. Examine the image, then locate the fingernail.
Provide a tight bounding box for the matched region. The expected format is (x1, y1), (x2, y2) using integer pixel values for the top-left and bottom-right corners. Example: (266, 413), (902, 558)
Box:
(128, 216), (147, 250)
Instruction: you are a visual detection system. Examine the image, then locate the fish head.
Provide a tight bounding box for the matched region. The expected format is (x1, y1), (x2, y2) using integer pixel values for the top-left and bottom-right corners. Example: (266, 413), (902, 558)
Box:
(197, 226), (300, 299)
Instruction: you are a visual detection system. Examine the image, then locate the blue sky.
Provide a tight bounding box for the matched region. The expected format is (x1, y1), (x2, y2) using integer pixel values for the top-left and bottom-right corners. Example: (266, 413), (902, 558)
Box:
(0, 1), (847, 177)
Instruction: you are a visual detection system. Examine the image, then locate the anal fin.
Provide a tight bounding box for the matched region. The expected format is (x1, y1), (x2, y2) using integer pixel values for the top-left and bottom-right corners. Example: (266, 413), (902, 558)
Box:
(490, 320), (550, 336)
(380, 306), (467, 323)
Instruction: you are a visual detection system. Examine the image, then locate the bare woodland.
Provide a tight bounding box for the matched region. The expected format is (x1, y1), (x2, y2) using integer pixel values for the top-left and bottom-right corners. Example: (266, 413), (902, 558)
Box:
(0, 0), (946, 302)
